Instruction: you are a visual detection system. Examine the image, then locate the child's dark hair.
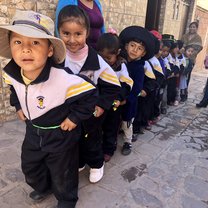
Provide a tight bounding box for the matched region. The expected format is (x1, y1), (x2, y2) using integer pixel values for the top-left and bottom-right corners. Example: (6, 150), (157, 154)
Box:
(96, 33), (120, 54)
(170, 41), (178, 50)
(177, 40), (184, 50)
(162, 40), (171, 49)
(58, 5), (90, 34)
(126, 38), (146, 48)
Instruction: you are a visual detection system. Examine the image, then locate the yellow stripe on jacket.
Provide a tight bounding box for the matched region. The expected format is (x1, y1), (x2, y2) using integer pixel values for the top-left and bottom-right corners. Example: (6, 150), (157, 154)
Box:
(154, 65), (164, 75)
(120, 75), (134, 89)
(66, 82), (95, 99)
(2, 72), (12, 85)
(144, 68), (156, 79)
(100, 70), (120, 86)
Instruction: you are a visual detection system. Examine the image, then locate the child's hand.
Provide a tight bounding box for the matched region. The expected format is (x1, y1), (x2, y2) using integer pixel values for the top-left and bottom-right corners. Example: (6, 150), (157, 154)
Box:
(60, 118), (77, 131)
(17, 109), (26, 121)
(120, 100), (126, 105)
(94, 106), (104, 117)
(140, 90), (147, 97)
(113, 100), (121, 108)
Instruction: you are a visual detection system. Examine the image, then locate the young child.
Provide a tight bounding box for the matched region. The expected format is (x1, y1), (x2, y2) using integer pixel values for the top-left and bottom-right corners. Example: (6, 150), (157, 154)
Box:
(96, 32), (133, 162)
(148, 34), (165, 124)
(1, 10), (97, 208)
(119, 26), (155, 155)
(160, 40), (172, 114)
(57, 5), (121, 182)
(132, 58), (156, 138)
(166, 40), (180, 106)
(179, 45), (194, 102)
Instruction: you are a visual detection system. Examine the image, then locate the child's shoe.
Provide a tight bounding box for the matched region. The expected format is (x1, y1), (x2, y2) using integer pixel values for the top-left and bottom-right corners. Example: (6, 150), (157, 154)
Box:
(174, 100), (179, 106)
(121, 142), (132, 155)
(132, 134), (138, 142)
(104, 154), (112, 162)
(161, 108), (167, 114)
(151, 116), (160, 124)
(29, 190), (52, 201)
(89, 164), (104, 183)
(180, 97), (186, 103)
(145, 122), (152, 130)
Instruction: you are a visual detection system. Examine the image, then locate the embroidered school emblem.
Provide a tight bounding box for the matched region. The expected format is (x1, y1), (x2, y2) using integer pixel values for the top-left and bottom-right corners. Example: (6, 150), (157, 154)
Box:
(37, 96), (45, 109)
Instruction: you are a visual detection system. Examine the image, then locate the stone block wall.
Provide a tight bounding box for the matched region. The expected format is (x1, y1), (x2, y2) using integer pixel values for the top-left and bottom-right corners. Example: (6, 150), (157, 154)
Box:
(161, 0), (192, 39)
(101, 0), (148, 33)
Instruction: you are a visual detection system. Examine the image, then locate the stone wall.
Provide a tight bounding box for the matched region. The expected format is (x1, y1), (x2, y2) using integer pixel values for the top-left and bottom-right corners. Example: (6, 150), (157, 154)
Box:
(100, 0), (148, 33)
(160, 0), (193, 39)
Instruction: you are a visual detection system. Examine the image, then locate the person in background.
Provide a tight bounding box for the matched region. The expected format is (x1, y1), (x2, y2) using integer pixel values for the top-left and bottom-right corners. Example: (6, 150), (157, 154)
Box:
(119, 26), (155, 155)
(56, 0), (105, 49)
(1, 10), (97, 208)
(181, 21), (203, 64)
(97, 32), (133, 162)
(196, 55), (208, 108)
(57, 5), (120, 183)
(181, 21), (203, 86)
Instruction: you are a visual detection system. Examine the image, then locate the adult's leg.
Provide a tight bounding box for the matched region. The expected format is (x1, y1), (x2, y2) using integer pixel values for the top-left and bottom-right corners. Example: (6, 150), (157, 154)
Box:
(196, 78), (208, 107)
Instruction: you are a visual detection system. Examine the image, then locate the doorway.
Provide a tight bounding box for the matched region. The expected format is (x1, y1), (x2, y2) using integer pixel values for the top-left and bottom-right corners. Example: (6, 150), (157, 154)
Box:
(145, 0), (162, 30)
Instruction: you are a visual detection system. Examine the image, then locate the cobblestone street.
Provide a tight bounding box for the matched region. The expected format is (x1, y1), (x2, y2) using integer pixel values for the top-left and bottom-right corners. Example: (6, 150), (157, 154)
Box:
(0, 70), (208, 208)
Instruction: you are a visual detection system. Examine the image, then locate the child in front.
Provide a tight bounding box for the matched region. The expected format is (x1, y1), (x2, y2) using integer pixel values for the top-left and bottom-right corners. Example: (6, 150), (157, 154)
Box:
(1, 10), (97, 208)
(96, 32), (133, 162)
(57, 5), (121, 183)
(119, 26), (155, 155)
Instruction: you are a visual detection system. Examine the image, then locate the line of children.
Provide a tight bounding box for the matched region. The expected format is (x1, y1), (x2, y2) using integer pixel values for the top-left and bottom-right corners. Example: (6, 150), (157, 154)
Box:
(1, 6), (196, 208)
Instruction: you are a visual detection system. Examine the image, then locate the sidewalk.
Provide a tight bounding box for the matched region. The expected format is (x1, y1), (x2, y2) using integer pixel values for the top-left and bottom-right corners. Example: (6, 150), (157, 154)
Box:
(1, 70), (208, 208)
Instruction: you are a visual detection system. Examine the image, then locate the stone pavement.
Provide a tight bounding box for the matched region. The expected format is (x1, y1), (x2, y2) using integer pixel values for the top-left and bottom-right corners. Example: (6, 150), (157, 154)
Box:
(1, 70), (208, 208)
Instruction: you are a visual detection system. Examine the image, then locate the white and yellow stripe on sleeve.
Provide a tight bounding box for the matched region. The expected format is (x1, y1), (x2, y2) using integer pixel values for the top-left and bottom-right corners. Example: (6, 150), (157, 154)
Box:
(120, 75), (134, 89)
(66, 81), (95, 99)
(2, 72), (12, 85)
(100, 68), (120, 86)
(154, 65), (164, 75)
(144, 67), (156, 79)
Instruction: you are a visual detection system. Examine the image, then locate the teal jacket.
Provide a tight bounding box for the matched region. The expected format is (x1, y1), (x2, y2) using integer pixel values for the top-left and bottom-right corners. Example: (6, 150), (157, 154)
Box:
(55, 0), (105, 36)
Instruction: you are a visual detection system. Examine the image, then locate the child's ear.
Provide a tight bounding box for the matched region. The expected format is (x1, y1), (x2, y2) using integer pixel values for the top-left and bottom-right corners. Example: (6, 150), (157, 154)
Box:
(125, 43), (128, 50)
(48, 44), (54, 57)
(141, 50), (146, 57)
